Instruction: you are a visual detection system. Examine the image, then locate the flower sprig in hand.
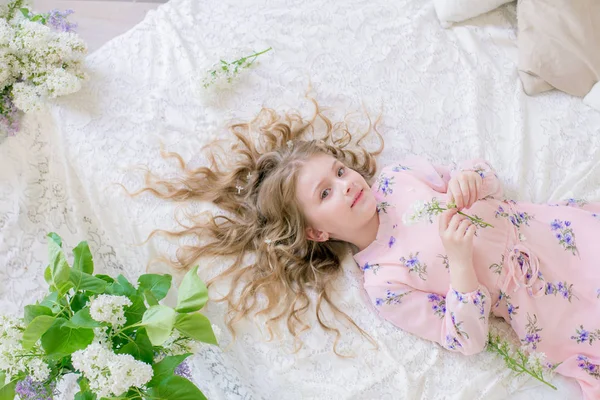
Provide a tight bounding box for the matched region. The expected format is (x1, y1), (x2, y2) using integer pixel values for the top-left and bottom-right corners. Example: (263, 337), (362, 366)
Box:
(403, 170), (493, 228)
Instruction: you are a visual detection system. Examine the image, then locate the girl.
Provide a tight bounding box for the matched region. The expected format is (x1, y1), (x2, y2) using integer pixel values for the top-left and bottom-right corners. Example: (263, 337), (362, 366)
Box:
(140, 100), (600, 399)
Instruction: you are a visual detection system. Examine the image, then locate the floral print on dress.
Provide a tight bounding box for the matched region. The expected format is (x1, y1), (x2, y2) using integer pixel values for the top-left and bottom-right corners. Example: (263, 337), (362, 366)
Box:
(375, 288), (413, 307)
(452, 289), (469, 304)
(361, 262), (381, 275)
(471, 165), (488, 179)
(450, 312), (469, 339)
(399, 252), (428, 280)
(577, 355), (600, 379)
(565, 198), (588, 207)
(545, 281), (576, 302)
(392, 164), (411, 172)
(550, 219), (579, 256)
(521, 313), (543, 350)
(495, 205), (534, 228)
(388, 236), (396, 248)
(472, 289), (488, 320)
(571, 325), (600, 345)
(377, 174), (395, 196)
(377, 201), (391, 214)
(596, 288), (600, 299)
(427, 293), (446, 319)
(494, 291), (519, 320)
(437, 254), (450, 271)
(445, 334), (462, 350)
(489, 254), (504, 275)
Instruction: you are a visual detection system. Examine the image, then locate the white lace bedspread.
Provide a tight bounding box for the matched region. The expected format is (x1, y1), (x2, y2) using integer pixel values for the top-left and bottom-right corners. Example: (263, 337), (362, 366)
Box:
(1, 0), (598, 398)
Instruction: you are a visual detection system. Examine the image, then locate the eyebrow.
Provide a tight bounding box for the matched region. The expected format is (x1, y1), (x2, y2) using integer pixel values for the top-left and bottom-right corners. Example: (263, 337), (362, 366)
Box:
(312, 159), (338, 199)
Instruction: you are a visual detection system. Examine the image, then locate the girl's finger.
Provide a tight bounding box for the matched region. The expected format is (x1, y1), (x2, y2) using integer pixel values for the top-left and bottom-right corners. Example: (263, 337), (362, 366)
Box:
(467, 177), (477, 208)
(456, 218), (472, 236)
(465, 224), (477, 239)
(459, 178), (471, 209)
(439, 209), (457, 234)
(448, 213), (465, 232)
(449, 180), (464, 209)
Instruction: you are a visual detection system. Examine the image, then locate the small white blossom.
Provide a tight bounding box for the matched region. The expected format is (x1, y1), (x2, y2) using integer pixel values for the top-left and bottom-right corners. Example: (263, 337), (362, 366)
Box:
(72, 343), (153, 398)
(11, 82), (44, 112)
(0, 315), (49, 382)
(89, 294), (132, 328)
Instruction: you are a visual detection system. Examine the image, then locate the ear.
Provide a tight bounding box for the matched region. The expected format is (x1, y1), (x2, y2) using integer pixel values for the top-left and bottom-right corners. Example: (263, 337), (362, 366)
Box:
(306, 227), (329, 242)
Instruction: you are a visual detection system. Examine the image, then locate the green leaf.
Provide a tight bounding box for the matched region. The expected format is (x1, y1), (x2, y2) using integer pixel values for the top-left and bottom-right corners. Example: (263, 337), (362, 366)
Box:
(71, 293), (89, 313)
(175, 313), (217, 345)
(19, 8), (30, 18)
(138, 274), (172, 301)
(64, 308), (101, 329)
(31, 14), (42, 22)
(147, 353), (191, 387)
(115, 328), (153, 364)
(106, 275), (136, 297)
(22, 315), (56, 349)
(144, 290), (159, 306)
(141, 305), (177, 346)
(69, 269), (108, 294)
(74, 391), (95, 400)
(73, 241), (94, 274)
(124, 294), (146, 326)
(146, 375), (207, 400)
(95, 274), (114, 284)
(175, 266), (208, 313)
(40, 292), (65, 314)
(24, 305), (53, 324)
(41, 318), (94, 359)
(47, 233), (71, 290)
(0, 371), (16, 400)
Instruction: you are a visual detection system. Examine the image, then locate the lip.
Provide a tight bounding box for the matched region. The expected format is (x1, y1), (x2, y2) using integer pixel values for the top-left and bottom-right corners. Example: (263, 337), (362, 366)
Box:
(351, 189), (364, 208)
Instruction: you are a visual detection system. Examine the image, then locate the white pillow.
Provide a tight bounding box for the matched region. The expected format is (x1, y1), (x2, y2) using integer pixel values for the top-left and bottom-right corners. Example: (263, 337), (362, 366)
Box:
(433, 0), (513, 27)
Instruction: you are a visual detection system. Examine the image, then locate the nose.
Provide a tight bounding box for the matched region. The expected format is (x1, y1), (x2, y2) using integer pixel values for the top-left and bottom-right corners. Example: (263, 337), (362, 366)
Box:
(344, 180), (353, 196)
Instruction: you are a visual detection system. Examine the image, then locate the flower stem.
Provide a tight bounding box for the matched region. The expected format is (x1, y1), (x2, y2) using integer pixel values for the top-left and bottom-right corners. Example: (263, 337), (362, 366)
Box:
(487, 340), (557, 390)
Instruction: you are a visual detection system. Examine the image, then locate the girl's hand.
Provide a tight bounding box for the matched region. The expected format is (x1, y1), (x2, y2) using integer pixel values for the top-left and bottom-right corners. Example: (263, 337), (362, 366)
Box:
(448, 171), (482, 210)
(439, 209), (476, 266)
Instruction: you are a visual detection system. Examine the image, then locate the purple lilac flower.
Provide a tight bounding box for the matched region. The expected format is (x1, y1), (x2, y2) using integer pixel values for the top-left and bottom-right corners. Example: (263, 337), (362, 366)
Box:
(375, 298), (383, 306)
(174, 360), (193, 380)
(46, 9), (78, 32)
(15, 376), (56, 400)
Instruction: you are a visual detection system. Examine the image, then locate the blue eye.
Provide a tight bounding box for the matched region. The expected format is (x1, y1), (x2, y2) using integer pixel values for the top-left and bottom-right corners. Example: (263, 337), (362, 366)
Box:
(321, 188), (330, 199)
(338, 167), (345, 177)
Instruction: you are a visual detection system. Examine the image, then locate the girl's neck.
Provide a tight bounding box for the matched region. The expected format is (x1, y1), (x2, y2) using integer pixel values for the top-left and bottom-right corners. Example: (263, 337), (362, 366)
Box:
(354, 212), (380, 251)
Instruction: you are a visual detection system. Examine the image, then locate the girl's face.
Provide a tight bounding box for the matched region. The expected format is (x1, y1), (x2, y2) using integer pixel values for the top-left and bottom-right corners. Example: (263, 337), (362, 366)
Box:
(295, 153), (378, 243)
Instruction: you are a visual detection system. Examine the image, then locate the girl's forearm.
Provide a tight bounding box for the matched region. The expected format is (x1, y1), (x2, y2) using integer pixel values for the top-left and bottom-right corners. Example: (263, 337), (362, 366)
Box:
(449, 259), (479, 293)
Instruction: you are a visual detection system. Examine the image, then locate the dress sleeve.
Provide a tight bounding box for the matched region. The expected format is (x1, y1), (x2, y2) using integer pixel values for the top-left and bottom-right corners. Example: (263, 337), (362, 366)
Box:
(364, 281), (491, 355)
(432, 158), (504, 200)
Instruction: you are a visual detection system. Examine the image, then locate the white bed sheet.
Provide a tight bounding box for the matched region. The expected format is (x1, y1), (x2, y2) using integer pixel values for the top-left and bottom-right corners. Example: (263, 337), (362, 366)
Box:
(1, 0), (599, 398)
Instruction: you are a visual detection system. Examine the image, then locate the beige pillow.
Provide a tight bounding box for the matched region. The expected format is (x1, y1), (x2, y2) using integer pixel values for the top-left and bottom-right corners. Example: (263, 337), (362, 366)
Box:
(518, 0), (600, 98)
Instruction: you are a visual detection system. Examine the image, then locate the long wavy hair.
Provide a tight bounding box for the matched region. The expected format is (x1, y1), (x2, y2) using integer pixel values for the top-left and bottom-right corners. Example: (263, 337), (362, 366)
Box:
(136, 97), (384, 355)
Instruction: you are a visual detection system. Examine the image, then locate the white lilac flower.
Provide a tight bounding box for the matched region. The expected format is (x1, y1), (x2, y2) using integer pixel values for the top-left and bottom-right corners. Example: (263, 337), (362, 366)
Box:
(72, 343), (153, 398)
(402, 200), (428, 226)
(10, 82), (44, 112)
(44, 67), (81, 97)
(89, 294), (132, 328)
(0, 315), (50, 382)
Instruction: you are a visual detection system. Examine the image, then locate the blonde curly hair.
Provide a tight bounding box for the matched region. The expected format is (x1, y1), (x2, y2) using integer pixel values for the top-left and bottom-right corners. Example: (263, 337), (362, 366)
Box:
(137, 97), (384, 355)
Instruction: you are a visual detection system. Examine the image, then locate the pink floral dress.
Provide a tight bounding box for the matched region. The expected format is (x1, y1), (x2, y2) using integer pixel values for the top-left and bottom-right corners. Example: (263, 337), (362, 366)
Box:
(354, 155), (600, 399)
